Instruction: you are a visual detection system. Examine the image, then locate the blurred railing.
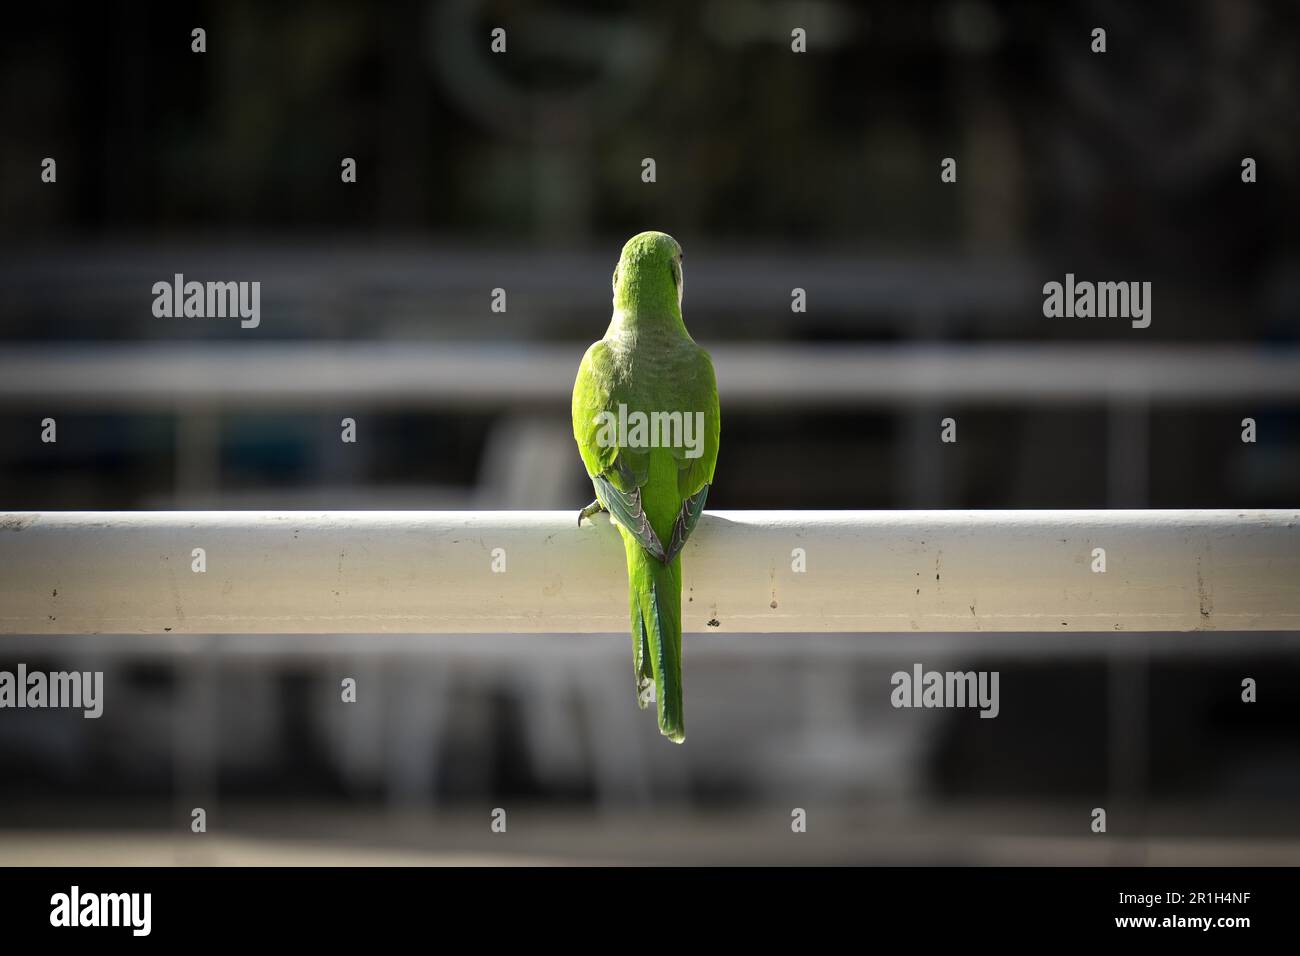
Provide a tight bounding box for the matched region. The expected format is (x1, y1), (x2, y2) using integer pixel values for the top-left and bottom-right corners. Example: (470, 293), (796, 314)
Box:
(2, 343), (1298, 408)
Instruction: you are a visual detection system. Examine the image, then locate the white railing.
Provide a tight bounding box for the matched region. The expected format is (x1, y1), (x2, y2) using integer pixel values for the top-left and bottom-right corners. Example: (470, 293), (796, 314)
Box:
(2, 510), (1297, 634)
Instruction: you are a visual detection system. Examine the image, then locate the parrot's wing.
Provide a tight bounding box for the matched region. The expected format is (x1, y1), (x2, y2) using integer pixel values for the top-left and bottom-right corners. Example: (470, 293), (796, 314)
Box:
(593, 473), (666, 562)
(572, 340), (666, 559)
(572, 340), (620, 480)
(664, 483), (708, 563)
(662, 346), (720, 562)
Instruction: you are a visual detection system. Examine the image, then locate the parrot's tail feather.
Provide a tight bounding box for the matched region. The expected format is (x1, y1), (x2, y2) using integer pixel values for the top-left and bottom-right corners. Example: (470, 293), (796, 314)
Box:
(625, 537), (684, 743)
(635, 615), (655, 709)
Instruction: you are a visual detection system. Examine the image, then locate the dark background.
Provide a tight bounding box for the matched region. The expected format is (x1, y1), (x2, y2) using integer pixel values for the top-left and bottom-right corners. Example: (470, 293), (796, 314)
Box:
(0, 0), (1296, 864)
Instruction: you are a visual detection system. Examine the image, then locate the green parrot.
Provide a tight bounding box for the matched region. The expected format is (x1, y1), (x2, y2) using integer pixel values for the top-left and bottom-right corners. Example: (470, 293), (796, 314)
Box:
(572, 231), (721, 743)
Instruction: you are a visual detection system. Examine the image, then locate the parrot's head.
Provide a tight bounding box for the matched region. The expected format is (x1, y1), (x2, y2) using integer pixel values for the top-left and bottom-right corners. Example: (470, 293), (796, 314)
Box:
(613, 230), (684, 316)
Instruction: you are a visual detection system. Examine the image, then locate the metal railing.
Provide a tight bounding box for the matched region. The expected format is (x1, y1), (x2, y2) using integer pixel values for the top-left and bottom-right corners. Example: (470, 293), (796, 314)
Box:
(3, 509), (1297, 635)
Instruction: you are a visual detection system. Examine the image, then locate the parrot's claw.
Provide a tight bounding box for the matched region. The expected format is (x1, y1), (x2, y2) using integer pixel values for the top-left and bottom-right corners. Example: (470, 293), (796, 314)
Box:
(578, 499), (606, 526)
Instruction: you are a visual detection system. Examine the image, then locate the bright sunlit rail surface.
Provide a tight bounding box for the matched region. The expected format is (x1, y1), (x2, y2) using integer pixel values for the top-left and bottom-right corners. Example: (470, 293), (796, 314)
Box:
(1, 510), (1297, 635)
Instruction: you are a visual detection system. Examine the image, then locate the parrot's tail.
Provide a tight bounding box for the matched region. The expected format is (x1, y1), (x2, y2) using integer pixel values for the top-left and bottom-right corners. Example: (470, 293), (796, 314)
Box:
(623, 531), (684, 743)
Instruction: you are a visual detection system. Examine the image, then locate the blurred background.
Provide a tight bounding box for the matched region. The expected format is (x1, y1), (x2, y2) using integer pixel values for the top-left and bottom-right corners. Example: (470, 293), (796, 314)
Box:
(0, 0), (1298, 864)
